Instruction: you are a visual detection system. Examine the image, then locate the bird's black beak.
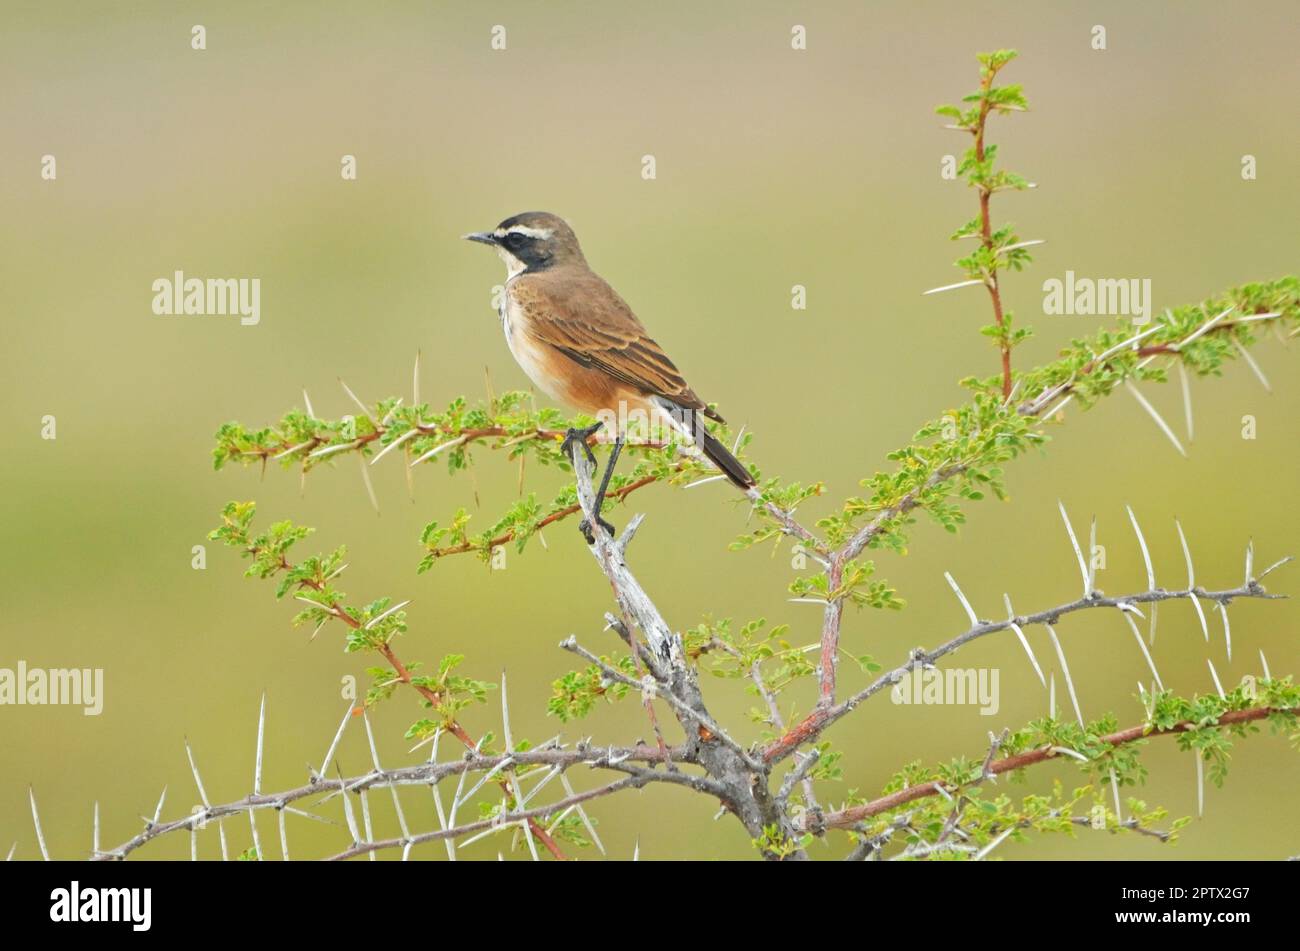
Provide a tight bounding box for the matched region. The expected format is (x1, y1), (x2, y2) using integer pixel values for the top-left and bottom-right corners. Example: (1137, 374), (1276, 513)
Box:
(462, 231), (498, 246)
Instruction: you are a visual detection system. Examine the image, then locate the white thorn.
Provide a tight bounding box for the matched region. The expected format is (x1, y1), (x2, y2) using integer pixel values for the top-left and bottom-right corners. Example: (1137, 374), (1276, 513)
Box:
(1003, 594), (1045, 687)
(1126, 505), (1156, 591)
(922, 278), (986, 296)
(560, 773), (606, 856)
(501, 671), (514, 753)
(271, 440), (314, 461)
(410, 434), (468, 467)
(1046, 625), (1085, 727)
(370, 426), (420, 466)
(1259, 649), (1271, 681)
(363, 599), (411, 630)
(975, 826), (1017, 861)
(1050, 746), (1090, 763)
(302, 388), (316, 418)
(278, 807), (290, 861)
(339, 379), (371, 418)
(1044, 394), (1074, 418)
(1125, 381), (1187, 457)
(519, 766), (561, 807)
(1206, 658), (1226, 699)
(1094, 323), (1162, 363)
(998, 238), (1046, 254)
(1190, 596), (1209, 643)
(1058, 501), (1090, 596)
(338, 771), (360, 843)
(1258, 555), (1294, 580)
(307, 440), (361, 460)
(1175, 518), (1197, 588)
(1010, 620), (1046, 688)
(1177, 361), (1194, 442)
(319, 702), (353, 778)
(1171, 306), (1234, 351)
(1176, 520), (1210, 642)
(359, 454), (380, 513)
(248, 807), (263, 862)
(684, 474), (727, 490)
(29, 787), (49, 861)
(254, 694), (267, 795)
(1214, 602), (1232, 663)
(521, 818), (541, 862)
(1122, 613), (1164, 690)
(185, 739), (211, 808)
(362, 711), (383, 773)
(1233, 340), (1271, 392)
(943, 571), (979, 626)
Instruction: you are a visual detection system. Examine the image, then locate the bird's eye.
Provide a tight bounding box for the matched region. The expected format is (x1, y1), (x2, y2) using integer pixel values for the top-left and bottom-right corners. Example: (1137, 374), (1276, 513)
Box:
(504, 232), (526, 250)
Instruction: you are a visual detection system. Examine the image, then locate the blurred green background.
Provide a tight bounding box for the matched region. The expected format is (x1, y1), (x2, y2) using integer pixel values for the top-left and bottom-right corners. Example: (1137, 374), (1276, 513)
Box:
(2, 0), (1297, 861)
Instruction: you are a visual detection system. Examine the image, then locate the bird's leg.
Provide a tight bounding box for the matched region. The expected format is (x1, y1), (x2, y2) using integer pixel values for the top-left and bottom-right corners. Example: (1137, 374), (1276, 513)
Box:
(561, 421), (615, 543)
(583, 436), (623, 542)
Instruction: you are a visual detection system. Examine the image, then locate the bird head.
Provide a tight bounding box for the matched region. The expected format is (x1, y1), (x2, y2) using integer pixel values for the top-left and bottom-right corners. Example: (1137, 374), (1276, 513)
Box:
(463, 211), (585, 278)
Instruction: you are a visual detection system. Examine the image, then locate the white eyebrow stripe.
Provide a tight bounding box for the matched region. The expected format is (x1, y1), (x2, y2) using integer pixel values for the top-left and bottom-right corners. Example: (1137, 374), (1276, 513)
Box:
(495, 225), (553, 240)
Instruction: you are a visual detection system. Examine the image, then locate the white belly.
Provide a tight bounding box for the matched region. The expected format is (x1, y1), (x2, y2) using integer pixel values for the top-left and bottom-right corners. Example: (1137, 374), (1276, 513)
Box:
(501, 290), (565, 402)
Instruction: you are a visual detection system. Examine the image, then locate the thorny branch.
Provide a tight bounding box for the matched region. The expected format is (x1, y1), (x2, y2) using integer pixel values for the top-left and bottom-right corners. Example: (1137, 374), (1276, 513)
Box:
(36, 50), (1300, 861)
(93, 741), (690, 861)
(764, 576), (1287, 764)
(813, 706), (1284, 831)
(800, 299), (1293, 726)
(230, 532), (573, 859)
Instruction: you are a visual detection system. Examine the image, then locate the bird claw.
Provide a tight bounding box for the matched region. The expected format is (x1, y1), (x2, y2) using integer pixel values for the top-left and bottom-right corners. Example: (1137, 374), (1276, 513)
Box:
(579, 516), (616, 545)
(561, 422), (602, 469)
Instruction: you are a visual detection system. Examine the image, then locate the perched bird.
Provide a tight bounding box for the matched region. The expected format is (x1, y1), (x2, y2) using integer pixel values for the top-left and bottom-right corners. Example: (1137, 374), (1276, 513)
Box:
(464, 211), (754, 541)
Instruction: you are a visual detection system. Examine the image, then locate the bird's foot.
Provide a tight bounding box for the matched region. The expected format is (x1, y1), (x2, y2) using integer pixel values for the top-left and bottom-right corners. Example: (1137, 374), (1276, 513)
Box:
(561, 422), (602, 469)
(579, 515), (617, 546)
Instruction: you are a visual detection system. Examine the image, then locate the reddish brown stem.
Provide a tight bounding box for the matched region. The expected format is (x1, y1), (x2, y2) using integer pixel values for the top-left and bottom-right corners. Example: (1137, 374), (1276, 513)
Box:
(972, 71), (1013, 398)
(426, 475), (661, 560)
(818, 706), (1282, 829)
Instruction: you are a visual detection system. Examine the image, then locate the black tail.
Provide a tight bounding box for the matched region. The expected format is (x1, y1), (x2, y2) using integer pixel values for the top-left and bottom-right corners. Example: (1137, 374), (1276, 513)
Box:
(699, 427), (755, 488)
